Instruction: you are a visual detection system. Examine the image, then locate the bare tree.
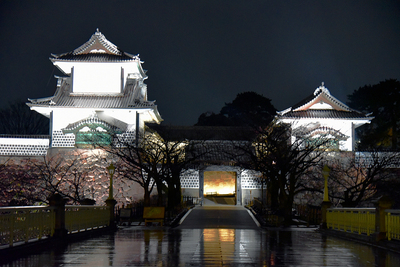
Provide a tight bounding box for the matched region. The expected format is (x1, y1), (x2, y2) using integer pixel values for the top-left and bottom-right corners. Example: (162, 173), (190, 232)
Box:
(328, 151), (400, 207)
(0, 158), (39, 206)
(25, 151), (108, 204)
(233, 122), (327, 225)
(0, 101), (48, 134)
(107, 132), (166, 206)
(153, 128), (207, 210)
(107, 128), (207, 209)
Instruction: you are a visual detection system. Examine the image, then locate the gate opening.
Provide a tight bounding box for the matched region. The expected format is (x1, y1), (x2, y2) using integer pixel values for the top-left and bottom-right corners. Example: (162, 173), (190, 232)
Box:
(204, 171), (236, 196)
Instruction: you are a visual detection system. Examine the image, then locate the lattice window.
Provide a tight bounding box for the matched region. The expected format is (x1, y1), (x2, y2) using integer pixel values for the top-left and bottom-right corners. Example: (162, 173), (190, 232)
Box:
(180, 169), (199, 189)
(0, 143), (48, 156)
(113, 131), (136, 147)
(51, 130), (75, 147)
(241, 170), (262, 189)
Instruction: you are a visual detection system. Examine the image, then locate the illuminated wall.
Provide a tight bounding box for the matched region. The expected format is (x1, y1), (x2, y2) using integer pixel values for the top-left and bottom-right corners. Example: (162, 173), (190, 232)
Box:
(203, 171), (236, 195)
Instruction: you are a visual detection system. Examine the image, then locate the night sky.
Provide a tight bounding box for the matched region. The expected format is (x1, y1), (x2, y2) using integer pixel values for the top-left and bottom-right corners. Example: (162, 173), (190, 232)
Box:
(1, 1), (400, 126)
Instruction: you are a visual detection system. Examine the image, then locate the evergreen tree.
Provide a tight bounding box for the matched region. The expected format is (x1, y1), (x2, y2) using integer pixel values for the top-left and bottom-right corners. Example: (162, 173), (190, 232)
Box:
(195, 91), (276, 128)
(347, 79), (400, 150)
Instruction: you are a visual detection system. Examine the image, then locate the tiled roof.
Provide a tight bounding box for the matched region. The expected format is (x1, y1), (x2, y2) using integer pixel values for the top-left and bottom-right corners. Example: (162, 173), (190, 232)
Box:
(278, 83), (373, 121)
(50, 29), (139, 62)
(27, 79), (156, 109)
(51, 53), (135, 62)
(145, 125), (255, 164)
(189, 140), (251, 164)
(279, 110), (371, 120)
(290, 85), (352, 112)
(147, 125), (257, 141)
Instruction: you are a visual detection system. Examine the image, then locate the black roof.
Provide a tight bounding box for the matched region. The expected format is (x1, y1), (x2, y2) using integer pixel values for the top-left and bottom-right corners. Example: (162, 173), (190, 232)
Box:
(147, 125), (257, 141)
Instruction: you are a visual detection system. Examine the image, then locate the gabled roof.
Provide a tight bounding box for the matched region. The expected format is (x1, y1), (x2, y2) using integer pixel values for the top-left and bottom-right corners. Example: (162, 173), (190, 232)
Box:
(50, 29), (139, 62)
(277, 83), (374, 121)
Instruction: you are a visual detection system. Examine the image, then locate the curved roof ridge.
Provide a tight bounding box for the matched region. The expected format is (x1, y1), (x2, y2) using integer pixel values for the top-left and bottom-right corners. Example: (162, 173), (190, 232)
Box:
(73, 29), (121, 55)
(63, 113), (120, 132)
(321, 87), (353, 112)
(51, 29), (140, 60)
(304, 125), (348, 140)
(291, 83), (353, 112)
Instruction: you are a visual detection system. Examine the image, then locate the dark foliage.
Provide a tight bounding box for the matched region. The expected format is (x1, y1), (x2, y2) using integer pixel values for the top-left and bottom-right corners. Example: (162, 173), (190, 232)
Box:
(347, 79), (400, 150)
(195, 91), (276, 128)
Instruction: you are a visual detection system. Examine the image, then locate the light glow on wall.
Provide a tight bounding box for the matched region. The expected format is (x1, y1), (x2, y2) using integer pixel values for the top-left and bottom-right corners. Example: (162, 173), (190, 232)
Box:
(204, 171), (236, 195)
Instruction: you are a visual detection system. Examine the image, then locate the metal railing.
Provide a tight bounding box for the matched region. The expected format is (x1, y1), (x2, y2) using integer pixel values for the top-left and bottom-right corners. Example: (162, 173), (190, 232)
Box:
(1, 205), (111, 248)
(0, 206), (55, 247)
(386, 209), (400, 241)
(65, 205), (110, 233)
(327, 208), (376, 236)
(182, 196), (201, 206)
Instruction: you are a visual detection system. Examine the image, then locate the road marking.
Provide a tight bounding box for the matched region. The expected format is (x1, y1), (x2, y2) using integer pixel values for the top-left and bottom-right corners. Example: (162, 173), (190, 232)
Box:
(179, 208), (193, 225)
(247, 209), (261, 227)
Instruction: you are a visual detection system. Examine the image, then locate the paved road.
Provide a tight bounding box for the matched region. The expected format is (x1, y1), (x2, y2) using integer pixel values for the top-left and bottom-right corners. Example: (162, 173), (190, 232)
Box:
(2, 205), (400, 266)
(177, 205), (259, 229)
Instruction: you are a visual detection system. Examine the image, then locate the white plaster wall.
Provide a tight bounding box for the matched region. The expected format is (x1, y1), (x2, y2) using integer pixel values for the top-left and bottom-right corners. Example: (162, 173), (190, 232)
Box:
(54, 61), (143, 94)
(101, 109), (137, 125)
(51, 109), (142, 131)
(73, 63), (122, 93)
(0, 137), (49, 146)
(51, 109), (95, 130)
(281, 118), (356, 151)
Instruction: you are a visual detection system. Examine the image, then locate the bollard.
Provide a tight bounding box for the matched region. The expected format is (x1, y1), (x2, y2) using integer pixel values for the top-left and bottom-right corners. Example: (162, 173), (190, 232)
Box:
(373, 196), (393, 241)
(48, 193), (68, 238)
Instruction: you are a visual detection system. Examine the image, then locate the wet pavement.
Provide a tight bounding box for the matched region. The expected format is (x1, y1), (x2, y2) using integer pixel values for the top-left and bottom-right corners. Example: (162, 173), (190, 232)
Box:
(1, 205), (400, 266)
(177, 205), (259, 229)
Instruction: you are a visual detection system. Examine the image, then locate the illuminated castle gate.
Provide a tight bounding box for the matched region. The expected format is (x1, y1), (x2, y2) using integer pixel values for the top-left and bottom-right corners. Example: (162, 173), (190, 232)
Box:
(203, 171), (236, 196)
(180, 165), (262, 206)
(199, 166), (241, 205)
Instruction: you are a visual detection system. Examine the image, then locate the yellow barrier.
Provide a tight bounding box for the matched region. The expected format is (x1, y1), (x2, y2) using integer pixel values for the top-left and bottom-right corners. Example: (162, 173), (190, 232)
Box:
(386, 210), (400, 241)
(65, 205), (110, 233)
(327, 208), (375, 236)
(0, 206), (55, 247)
(143, 207), (165, 226)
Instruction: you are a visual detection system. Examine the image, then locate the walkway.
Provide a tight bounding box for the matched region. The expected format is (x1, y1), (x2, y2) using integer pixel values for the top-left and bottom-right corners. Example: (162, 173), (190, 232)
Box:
(1, 205), (400, 266)
(178, 205), (259, 229)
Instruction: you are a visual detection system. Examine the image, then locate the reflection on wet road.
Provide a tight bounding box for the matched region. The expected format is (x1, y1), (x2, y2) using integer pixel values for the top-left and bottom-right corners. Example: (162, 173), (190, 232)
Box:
(2, 227), (400, 266)
(2, 206), (400, 266)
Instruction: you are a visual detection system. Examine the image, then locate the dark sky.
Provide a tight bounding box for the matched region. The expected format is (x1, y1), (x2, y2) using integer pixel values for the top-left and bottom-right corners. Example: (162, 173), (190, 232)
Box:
(1, 1), (400, 126)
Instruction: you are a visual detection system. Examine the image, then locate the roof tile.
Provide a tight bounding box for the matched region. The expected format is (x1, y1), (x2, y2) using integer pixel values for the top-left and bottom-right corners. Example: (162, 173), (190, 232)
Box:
(27, 79), (155, 109)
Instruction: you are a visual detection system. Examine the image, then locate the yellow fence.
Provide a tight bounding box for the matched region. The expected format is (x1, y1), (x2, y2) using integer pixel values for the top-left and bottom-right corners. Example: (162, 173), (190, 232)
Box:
(65, 205), (110, 233)
(0, 206), (55, 247)
(0, 205), (111, 248)
(327, 208), (375, 236)
(386, 210), (400, 241)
